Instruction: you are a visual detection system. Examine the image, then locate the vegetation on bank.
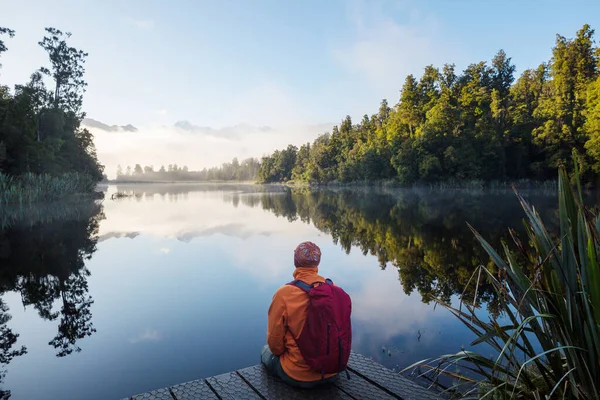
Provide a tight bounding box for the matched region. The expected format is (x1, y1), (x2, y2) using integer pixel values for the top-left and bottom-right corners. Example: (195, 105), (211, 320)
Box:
(0, 27), (104, 203)
(405, 164), (600, 399)
(258, 25), (600, 187)
(0, 172), (98, 204)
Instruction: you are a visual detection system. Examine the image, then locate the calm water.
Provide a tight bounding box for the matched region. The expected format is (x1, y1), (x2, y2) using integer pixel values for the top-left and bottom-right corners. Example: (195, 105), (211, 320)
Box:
(0, 184), (562, 400)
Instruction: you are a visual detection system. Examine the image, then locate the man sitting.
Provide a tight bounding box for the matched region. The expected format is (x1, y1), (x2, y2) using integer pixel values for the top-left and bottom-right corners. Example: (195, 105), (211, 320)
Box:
(261, 241), (352, 388)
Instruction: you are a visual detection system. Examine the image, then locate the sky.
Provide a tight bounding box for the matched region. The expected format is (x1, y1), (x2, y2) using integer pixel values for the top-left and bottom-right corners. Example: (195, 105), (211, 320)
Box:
(1, 0), (599, 176)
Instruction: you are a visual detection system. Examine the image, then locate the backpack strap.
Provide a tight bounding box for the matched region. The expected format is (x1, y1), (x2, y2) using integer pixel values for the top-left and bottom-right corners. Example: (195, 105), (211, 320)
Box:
(288, 279), (333, 292)
(287, 280), (312, 292)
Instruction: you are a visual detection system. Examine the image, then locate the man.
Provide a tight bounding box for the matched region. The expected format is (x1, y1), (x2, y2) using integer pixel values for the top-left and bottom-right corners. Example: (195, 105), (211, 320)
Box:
(261, 241), (352, 388)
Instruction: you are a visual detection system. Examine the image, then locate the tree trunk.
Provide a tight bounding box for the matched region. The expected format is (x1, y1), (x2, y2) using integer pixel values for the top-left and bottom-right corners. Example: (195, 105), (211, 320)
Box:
(54, 77), (61, 108)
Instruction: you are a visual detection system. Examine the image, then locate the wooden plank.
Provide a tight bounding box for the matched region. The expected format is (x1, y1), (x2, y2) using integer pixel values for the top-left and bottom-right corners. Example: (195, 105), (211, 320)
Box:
(237, 365), (352, 400)
(206, 371), (262, 400)
(347, 352), (441, 400)
(126, 353), (442, 400)
(335, 370), (397, 400)
(131, 388), (174, 400)
(170, 379), (219, 400)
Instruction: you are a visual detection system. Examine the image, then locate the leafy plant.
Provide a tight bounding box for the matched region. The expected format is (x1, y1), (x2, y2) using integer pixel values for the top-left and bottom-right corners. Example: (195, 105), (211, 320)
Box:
(404, 165), (600, 399)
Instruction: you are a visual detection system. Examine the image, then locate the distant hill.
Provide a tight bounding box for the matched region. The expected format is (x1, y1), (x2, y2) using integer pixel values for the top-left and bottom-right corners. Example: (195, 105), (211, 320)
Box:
(82, 118), (138, 132)
(173, 120), (273, 140)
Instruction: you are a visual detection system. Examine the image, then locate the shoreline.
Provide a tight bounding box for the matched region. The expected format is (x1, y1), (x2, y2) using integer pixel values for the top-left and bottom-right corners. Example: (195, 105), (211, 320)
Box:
(105, 178), (559, 190)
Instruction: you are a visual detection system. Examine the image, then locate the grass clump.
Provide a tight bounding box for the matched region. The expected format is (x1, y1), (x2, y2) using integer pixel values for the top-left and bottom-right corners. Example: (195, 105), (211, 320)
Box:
(404, 164), (600, 399)
(0, 172), (97, 204)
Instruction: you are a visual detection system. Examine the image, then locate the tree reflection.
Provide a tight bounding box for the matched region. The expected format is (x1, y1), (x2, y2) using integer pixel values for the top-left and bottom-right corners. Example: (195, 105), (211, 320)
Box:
(253, 188), (560, 310)
(0, 200), (103, 395)
(0, 299), (26, 400)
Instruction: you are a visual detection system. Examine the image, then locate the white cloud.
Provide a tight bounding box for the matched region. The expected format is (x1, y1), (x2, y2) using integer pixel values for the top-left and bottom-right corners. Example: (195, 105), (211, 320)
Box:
(157, 109), (168, 116)
(125, 17), (155, 30)
(334, 0), (459, 92)
(129, 329), (161, 343)
(158, 247), (171, 254)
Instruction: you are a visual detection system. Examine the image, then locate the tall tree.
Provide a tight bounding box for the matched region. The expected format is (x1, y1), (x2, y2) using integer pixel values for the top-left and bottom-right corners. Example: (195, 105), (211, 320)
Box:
(38, 28), (88, 114)
(534, 24), (598, 175)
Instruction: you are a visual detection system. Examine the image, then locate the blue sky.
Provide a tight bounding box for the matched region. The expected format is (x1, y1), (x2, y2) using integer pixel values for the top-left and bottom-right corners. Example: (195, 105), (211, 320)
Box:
(0, 0), (598, 175)
(1, 0), (598, 128)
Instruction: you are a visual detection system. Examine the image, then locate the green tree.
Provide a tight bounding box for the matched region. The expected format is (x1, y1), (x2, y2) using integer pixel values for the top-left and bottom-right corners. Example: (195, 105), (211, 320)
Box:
(38, 28), (88, 114)
(533, 24), (598, 176)
(0, 26), (103, 184)
(292, 143), (310, 181)
(584, 76), (600, 172)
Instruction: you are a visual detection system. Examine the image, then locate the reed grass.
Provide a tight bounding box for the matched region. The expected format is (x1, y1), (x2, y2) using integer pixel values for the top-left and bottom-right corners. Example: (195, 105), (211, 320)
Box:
(403, 164), (600, 399)
(0, 172), (97, 204)
(0, 199), (103, 229)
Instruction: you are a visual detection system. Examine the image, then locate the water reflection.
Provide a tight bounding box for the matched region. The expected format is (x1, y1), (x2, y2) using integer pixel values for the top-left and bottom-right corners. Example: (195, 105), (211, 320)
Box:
(0, 184), (568, 399)
(251, 188), (560, 308)
(105, 184), (561, 307)
(0, 201), (103, 396)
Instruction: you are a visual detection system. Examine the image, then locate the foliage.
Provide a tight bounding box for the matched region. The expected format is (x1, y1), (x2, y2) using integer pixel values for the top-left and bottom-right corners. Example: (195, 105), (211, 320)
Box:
(115, 157), (261, 182)
(0, 26), (104, 196)
(0, 27), (15, 68)
(404, 165), (600, 399)
(0, 172), (97, 204)
(38, 28), (88, 114)
(258, 25), (600, 185)
(258, 145), (297, 183)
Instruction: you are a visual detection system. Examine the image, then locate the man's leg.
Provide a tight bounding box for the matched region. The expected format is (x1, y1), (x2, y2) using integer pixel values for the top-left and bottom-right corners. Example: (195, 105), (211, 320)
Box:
(261, 345), (280, 376)
(261, 345), (339, 389)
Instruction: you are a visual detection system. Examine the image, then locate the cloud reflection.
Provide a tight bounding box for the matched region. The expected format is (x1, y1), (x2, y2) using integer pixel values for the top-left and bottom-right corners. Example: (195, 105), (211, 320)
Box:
(129, 329), (161, 344)
(176, 223), (272, 242)
(99, 186), (316, 244)
(350, 267), (446, 346)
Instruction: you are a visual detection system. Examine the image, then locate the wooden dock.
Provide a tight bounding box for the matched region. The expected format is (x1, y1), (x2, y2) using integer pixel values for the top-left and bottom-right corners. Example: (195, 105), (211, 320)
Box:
(125, 352), (442, 400)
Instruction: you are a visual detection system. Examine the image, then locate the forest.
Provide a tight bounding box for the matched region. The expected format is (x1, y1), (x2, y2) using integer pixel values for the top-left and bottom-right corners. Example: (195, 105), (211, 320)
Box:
(4, 24), (600, 190)
(0, 27), (104, 202)
(258, 25), (600, 185)
(114, 157), (260, 182)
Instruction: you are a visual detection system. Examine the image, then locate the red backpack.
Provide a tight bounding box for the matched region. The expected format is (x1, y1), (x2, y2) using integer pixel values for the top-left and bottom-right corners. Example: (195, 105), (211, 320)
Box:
(287, 279), (352, 378)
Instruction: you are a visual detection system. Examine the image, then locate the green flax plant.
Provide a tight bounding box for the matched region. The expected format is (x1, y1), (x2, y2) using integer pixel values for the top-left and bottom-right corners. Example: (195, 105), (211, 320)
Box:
(404, 165), (600, 399)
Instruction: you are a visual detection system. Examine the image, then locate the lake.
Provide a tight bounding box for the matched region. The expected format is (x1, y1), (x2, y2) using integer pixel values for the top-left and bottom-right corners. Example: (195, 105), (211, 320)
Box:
(0, 184), (562, 399)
